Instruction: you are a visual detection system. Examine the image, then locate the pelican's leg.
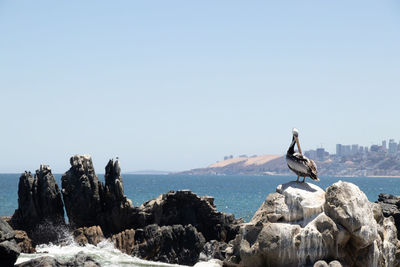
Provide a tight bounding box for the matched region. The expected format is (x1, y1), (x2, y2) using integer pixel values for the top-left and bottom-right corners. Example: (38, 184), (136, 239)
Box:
(302, 177), (306, 183)
(296, 176), (299, 182)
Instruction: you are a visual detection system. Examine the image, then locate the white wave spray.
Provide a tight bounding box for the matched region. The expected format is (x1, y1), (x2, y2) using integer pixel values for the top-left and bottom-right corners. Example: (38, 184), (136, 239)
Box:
(16, 234), (188, 267)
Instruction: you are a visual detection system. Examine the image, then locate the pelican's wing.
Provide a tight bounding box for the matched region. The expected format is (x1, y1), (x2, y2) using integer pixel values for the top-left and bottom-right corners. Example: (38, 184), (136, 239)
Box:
(309, 159), (318, 174)
(293, 153), (308, 162)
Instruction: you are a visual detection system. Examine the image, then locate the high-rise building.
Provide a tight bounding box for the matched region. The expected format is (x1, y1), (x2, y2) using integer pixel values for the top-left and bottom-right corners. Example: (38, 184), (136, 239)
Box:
(316, 148), (325, 161)
(343, 145), (351, 156)
(382, 140), (387, 150)
(370, 145), (379, 152)
(336, 144), (342, 156)
(389, 139), (397, 154)
(351, 144), (359, 155)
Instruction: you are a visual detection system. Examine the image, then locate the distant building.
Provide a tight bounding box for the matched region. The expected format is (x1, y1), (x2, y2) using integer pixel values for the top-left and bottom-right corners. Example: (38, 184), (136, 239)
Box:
(336, 144), (342, 157)
(316, 148), (325, 161)
(343, 145), (351, 156)
(382, 140), (387, 150)
(305, 150), (316, 159)
(370, 145), (379, 152)
(351, 144), (359, 155)
(389, 139), (397, 154)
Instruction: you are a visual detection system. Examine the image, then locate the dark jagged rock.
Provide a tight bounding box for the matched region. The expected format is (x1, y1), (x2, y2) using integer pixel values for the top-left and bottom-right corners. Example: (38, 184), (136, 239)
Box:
(111, 229), (135, 255)
(135, 190), (242, 242)
(62, 155), (135, 235)
(133, 224), (205, 266)
(11, 165), (65, 243)
(100, 159), (135, 234)
(0, 217), (20, 267)
(14, 230), (35, 253)
(377, 193), (400, 239)
(73, 226), (104, 246)
(15, 251), (101, 267)
(62, 155), (104, 229)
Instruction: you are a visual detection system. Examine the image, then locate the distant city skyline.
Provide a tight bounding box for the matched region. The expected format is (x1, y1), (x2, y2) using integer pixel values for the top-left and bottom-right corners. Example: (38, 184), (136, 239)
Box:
(1, 1), (400, 173)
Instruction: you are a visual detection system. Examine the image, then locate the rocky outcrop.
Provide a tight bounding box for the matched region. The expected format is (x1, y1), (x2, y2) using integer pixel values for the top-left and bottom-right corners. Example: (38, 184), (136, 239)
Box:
(99, 159), (135, 234)
(73, 226), (104, 246)
(15, 251), (101, 267)
(133, 224), (206, 266)
(111, 229), (135, 255)
(0, 217), (20, 267)
(14, 230), (35, 253)
(225, 181), (400, 267)
(377, 193), (400, 239)
(135, 190), (242, 242)
(199, 240), (228, 261)
(62, 156), (135, 235)
(61, 155), (103, 229)
(11, 165), (65, 243)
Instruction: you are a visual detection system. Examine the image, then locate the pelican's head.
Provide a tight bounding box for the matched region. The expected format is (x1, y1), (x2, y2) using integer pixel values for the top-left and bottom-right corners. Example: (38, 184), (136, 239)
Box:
(292, 128), (299, 137)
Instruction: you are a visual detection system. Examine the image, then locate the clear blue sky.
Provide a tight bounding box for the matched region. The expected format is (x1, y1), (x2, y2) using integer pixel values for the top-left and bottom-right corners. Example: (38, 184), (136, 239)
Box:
(1, 1), (399, 173)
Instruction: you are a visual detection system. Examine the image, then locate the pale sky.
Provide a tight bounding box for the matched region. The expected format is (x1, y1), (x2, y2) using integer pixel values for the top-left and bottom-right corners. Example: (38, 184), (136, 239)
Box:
(1, 1), (400, 173)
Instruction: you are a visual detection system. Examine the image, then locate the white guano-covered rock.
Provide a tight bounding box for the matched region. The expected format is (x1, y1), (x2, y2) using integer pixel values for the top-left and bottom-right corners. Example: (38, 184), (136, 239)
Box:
(228, 180), (400, 267)
(324, 181), (379, 249)
(251, 181), (325, 224)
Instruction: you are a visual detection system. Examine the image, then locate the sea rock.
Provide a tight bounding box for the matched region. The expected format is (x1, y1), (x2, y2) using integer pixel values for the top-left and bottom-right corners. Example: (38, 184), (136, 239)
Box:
(194, 259), (223, 267)
(62, 155), (135, 235)
(377, 193), (400, 239)
(328, 260), (343, 267)
(73, 226), (104, 246)
(0, 217), (20, 267)
(133, 224), (206, 266)
(14, 230), (35, 253)
(226, 181), (400, 267)
(15, 251), (101, 267)
(325, 181), (379, 249)
(313, 260), (329, 267)
(61, 155), (103, 229)
(199, 240), (228, 261)
(136, 190), (242, 242)
(11, 165), (65, 243)
(111, 229), (135, 255)
(251, 181), (325, 224)
(99, 159), (135, 234)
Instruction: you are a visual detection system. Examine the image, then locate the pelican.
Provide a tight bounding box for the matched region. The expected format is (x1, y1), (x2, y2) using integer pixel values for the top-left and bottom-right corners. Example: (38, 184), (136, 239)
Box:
(286, 128), (319, 182)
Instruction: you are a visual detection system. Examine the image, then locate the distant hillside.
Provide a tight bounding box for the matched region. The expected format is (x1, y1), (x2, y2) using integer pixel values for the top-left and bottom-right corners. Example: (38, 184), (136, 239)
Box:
(178, 152), (400, 177)
(178, 154), (290, 175)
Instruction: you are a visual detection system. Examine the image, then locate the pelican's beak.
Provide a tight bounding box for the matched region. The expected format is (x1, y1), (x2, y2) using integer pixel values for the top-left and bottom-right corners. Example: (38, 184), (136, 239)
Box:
(294, 136), (302, 155)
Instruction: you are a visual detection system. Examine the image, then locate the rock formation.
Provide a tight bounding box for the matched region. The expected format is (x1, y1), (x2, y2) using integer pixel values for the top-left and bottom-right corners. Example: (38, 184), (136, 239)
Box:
(133, 224), (206, 265)
(62, 155), (135, 235)
(377, 193), (400, 239)
(100, 159), (135, 234)
(0, 217), (20, 267)
(11, 165), (65, 244)
(135, 190), (242, 242)
(14, 230), (35, 253)
(225, 181), (400, 267)
(62, 155), (242, 244)
(111, 229), (135, 255)
(61, 155), (103, 229)
(15, 251), (101, 267)
(73, 226), (104, 246)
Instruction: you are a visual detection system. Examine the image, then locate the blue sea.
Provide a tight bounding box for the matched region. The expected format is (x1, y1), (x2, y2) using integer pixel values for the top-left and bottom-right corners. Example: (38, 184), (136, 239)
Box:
(2, 174), (400, 222)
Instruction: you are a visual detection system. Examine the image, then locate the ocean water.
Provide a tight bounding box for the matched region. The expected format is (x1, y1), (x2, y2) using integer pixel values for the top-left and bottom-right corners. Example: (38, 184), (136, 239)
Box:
(2, 174), (400, 221)
(3, 174), (400, 266)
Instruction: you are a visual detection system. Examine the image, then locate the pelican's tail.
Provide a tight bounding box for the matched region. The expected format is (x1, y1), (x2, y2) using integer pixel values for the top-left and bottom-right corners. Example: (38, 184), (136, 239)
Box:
(310, 172), (319, 181)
